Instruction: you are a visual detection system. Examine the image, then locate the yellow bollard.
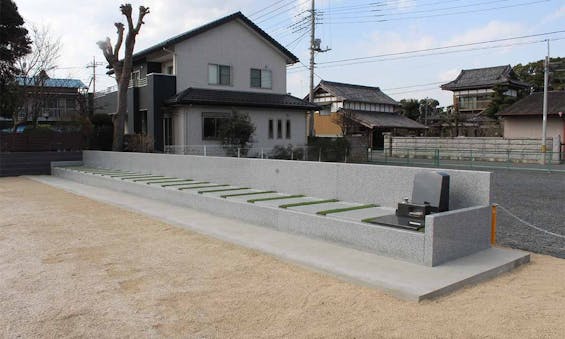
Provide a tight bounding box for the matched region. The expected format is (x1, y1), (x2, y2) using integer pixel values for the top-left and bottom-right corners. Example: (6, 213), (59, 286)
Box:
(491, 204), (498, 245)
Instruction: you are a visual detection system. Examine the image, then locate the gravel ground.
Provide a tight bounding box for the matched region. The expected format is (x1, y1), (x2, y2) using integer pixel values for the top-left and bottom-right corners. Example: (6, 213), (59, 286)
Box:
(491, 169), (565, 259)
(1, 177), (565, 338)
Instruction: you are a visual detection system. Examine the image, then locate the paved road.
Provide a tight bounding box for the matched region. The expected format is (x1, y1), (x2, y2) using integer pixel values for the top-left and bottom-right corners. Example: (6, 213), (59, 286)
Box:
(368, 159), (565, 258)
(491, 169), (565, 259)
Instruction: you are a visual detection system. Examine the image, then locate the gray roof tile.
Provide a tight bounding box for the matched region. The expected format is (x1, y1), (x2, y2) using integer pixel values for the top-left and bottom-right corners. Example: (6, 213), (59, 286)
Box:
(314, 80), (399, 105)
(167, 87), (319, 110)
(498, 91), (565, 116)
(339, 109), (427, 129)
(441, 65), (530, 91)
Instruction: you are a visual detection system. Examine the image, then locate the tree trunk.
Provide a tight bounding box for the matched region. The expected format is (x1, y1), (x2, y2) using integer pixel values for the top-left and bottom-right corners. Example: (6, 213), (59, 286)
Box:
(112, 82), (128, 151)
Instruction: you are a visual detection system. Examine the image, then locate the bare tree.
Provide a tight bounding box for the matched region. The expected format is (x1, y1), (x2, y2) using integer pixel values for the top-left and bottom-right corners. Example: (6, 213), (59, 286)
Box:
(15, 25), (61, 128)
(97, 4), (149, 151)
(332, 110), (358, 136)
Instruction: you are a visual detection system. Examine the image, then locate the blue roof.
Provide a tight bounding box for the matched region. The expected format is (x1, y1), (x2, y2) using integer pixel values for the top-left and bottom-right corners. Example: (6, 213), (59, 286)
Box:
(15, 76), (86, 89)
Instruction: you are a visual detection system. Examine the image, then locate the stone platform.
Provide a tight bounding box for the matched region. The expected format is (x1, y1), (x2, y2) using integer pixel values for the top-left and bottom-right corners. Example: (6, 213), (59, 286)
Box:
(30, 175), (530, 301)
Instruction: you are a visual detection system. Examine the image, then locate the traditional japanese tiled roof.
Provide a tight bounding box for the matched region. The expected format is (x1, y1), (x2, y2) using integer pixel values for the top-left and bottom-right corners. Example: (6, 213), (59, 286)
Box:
(311, 80), (399, 106)
(441, 65), (530, 91)
(15, 76), (86, 89)
(338, 108), (427, 129)
(497, 91), (565, 116)
(132, 12), (298, 64)
(166, 87), (320, 110)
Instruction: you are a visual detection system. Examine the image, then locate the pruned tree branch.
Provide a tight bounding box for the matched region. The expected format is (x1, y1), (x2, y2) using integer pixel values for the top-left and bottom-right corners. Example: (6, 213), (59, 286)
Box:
(135, 6), (150, 33)
(97, 3), (149, 151)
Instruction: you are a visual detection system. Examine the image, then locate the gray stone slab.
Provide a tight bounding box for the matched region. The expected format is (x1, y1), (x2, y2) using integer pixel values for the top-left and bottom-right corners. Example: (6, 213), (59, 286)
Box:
(287, 201), (357, 214)
(30, 175), (530, 302)
(330, 206), (395, 222)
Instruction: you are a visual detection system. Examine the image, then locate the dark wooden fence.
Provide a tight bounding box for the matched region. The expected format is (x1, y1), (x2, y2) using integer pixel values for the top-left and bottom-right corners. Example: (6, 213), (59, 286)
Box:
(0, 151), (82, 177)
(0, 133), (84, 177)
(0, 132), (84, 152)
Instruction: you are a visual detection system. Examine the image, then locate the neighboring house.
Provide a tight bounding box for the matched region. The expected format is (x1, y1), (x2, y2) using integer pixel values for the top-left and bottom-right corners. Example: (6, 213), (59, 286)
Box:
(94, 12), (317, 151)
(309, 80), (426, 149)
(498, 91), (565, 142)
(440, 65), (530, 136)
(15, 75), (87, 123)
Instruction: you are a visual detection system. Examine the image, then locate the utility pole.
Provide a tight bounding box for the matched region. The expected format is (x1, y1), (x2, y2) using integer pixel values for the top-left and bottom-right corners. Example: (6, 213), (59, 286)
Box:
(308, 0), (316, 138)
(542, 40), (549, 155)
(86, 56), (103, 95)
(307, 0), (330, 138)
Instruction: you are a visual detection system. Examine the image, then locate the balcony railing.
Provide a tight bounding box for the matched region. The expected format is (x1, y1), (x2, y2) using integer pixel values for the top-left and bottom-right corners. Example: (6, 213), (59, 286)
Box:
(129, 77), (147, 88)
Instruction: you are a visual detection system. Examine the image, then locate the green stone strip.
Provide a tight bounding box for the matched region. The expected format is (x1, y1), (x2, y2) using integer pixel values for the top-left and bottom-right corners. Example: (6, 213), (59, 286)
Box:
(178, 184), (229, 191)
(73, 167), (130, 173)
(221, 190), (277, 198)
(132, 177), (176, 182)
(279, 199), (339, 209)
(146, 179), (193, 185)
(316, 204), (378, 216)
(77, 168), (132, 175)
(119, 175), (163, 180)
(198, 187), (250, 194)
(247, 194), (305, 203)
(109, 173), (149, 178)
(161, 181), (209, 187)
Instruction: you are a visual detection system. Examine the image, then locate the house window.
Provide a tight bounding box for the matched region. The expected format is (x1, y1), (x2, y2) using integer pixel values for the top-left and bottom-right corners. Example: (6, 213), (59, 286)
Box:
(202, 113), (229, 140)
(277, 119), (282, 139)
(286, 120), (291, 139)
(250, 68), (272, 89)
(166, 65), (174, 75)
(268, 119), (274, 139)
(208, 64), (231, 86)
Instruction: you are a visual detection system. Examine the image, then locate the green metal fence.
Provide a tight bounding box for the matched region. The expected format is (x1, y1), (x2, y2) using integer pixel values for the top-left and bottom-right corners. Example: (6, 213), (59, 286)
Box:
(368, 147), (564, 172)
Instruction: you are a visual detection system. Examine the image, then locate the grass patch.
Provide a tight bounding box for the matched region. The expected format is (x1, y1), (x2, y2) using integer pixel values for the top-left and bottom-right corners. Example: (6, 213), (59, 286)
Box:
(247, 194), (304, 203)
(161, 181), (209, 187)
(279, 199), (339, 209)
(146, 179), (193, 185)
(221, 190), (276, 198)
(178, 184), (229, 191)
(198, 187), (249, 194)
(316, 204), (378, 216)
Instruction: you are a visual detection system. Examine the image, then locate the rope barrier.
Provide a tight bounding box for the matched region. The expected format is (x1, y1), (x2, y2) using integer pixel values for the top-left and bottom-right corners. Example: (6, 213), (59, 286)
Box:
(497, 205), (565, 239)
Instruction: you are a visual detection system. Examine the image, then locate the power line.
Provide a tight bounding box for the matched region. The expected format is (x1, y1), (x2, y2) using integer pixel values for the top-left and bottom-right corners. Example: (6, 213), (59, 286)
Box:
(248, 0), (289, 18)
(326, 0), (550, 24)
(316, 29), (565, 66)
(321, 0), (516, 19)
(316, 38), (562, 69)
(286, 36), (565, 75)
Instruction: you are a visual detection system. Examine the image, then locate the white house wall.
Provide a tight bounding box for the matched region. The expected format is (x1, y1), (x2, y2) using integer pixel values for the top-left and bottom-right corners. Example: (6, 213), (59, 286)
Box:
(173, 20), (288, 94)
(503, 116), (563, 139)
(172, 105), (307, 147)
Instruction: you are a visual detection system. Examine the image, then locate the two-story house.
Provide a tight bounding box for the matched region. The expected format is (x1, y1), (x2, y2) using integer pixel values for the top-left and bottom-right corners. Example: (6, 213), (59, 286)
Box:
(94, 12), (318, 152)
(309, 80), (426, 149)
(440, 65), (530, 136)
(15, 75), (87, 123)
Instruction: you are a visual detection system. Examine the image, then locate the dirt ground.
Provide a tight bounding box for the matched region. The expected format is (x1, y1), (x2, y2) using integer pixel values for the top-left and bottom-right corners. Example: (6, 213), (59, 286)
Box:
(1, 177), (564, 338)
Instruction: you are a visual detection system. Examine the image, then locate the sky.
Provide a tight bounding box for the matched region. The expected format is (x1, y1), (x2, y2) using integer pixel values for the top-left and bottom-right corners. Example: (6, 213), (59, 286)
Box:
(15, 0), (565, 106)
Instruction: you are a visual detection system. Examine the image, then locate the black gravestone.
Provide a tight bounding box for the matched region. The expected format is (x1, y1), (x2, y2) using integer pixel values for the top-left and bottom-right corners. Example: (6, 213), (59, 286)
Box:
(412, 171), (450, 213)
(366, 171), (450, 230)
